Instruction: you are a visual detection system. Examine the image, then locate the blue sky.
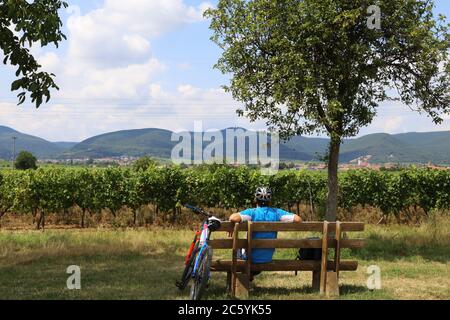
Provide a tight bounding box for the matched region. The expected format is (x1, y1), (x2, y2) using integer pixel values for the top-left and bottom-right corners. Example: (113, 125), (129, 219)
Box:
(0, 0), (449, 142)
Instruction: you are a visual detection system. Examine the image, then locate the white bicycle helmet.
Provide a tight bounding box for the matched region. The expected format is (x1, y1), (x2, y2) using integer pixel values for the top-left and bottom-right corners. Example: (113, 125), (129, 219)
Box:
(255, 187), (272, 203)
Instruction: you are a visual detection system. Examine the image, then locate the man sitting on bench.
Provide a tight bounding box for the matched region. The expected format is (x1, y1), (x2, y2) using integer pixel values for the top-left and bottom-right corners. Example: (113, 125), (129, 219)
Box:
(229, 187), (302, 280)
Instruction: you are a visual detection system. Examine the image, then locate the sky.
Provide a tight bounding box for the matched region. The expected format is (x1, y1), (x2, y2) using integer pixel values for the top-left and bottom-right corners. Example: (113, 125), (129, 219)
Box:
(0, 0), (449, 142)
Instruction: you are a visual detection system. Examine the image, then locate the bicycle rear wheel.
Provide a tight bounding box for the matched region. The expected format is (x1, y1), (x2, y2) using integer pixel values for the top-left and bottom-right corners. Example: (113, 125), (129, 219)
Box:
(189, 246), (213, 300)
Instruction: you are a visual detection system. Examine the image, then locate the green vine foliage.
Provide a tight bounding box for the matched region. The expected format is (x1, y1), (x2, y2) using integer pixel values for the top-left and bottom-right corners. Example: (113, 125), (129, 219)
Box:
(0, 166), (449, 226)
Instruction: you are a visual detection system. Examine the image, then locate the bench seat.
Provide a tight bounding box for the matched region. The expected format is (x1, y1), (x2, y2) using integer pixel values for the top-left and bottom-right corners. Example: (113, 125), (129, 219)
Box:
(211, 259), (358, 272)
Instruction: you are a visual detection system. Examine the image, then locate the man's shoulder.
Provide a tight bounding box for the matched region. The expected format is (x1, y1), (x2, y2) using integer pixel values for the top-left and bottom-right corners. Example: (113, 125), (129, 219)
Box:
(240, 208), (255, 215)
(273, 207), (293, 215)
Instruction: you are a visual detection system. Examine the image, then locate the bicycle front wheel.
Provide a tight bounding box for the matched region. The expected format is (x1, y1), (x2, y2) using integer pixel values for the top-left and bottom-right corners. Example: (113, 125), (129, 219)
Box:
(177, 244), (199, 291)
(189, 246), (213, 300)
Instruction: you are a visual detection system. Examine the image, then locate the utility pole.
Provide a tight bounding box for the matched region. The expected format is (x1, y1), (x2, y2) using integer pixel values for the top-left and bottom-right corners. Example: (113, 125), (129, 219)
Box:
(12, 136), (17, 170)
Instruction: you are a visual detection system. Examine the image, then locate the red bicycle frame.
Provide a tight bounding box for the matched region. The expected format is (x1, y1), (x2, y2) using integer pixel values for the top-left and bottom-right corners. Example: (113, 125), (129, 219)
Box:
(184, 230), (201, 266)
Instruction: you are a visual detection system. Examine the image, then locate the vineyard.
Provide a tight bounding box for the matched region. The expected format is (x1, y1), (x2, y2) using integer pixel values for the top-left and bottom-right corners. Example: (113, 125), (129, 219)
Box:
(1, 165), (449, 229)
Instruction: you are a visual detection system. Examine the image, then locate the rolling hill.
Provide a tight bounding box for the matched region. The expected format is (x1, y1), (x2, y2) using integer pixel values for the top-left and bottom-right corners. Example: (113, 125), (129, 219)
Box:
(61, 128), (450, 164)
(1, 125), (450, 164)
(63, 128), (177, 159)
(0, 126), (74, 159)
(339, 132), (450, 163)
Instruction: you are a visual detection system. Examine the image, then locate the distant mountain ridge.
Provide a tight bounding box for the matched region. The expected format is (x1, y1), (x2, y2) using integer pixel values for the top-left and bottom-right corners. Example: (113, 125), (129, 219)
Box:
(1, 125), (450, 164)
(66, 128), (175, 159)
(0, 126), (75, 159)
(61, 127), (450, 164)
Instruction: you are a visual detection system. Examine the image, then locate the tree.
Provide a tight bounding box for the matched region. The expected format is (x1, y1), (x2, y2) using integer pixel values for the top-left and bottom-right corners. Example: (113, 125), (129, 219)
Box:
(133, 156), (157, 171)
(15, 151), (37, 170)
(0, 0), (68, 107)
(206, 0), (449, 221)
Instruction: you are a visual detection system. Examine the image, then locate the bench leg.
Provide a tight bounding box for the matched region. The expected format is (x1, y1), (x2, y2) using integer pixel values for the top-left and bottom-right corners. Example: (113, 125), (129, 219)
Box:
(226, 272), (232, 295)
(232, 273), (249, 299)
(325, 271), (339, 297)
(317, 270), (340, 296)
(312, 271), (320, 292)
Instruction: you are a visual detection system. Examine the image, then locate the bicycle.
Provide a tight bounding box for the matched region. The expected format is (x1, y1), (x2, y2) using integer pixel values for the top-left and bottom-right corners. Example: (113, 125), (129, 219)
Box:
(176, 204), (222, 300)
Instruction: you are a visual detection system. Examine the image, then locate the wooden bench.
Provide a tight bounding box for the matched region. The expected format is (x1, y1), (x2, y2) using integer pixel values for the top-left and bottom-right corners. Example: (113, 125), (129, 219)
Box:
(209, 221), (364, 298)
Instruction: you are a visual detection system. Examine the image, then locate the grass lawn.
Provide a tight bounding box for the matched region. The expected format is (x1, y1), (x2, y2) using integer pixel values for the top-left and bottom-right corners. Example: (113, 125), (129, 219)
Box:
(0, 217), (449, 300)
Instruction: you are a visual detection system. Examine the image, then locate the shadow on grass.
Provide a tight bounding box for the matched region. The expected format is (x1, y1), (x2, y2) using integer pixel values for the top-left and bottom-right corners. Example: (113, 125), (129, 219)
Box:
(339, 284), (369, 295)
(250, 284), (370, 298)
(347, 233), (450, 263)
(0, 250), (192, 300)
(205, 281), (370, 300)
(252, 285), (316, 297)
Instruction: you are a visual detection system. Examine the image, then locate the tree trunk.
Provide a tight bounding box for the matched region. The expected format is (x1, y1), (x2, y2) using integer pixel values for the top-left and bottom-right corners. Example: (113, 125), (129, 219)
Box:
(0, 211), (5, 228)
(63, 208), (68, 224)
(36, 211), (42, 230)
(32, 208), (37, 225)
(36, 211), (45, 230)
(325, 137), (341, 222)
(310, 203), (315, 220)
(81, 208), (86, 228)
(133, 207), (138, 226)
(172, 207), (177, 225)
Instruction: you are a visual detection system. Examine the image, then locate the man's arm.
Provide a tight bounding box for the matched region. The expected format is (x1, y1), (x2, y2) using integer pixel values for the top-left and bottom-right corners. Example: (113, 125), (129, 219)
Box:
(229, 213), (242, 223)
(279, 211), (302, 223)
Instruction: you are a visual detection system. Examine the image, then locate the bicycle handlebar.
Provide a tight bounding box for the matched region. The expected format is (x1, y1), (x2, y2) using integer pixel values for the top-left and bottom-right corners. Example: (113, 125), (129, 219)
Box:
(184, 204), (212, 218)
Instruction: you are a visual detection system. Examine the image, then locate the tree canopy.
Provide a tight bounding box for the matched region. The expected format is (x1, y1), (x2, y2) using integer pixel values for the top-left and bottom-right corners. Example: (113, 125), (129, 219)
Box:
(206, 0), (450, 220)
(133, 156), (157, 172)
(0, 0), (68, 108)
(15, 150), (37, 170)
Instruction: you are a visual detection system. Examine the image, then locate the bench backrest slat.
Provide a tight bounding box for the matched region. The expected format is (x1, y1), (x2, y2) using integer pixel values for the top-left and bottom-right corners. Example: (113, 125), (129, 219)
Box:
(217, 221), (364, 233)
(209, 239), (247, 249)
(250, 238), (364, 249)
(218, 222), (248, 232)
(250, 222), (364, 232)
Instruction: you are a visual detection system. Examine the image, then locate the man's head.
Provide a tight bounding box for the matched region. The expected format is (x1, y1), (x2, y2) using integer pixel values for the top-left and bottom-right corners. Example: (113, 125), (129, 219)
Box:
(255, 187), (272, 207)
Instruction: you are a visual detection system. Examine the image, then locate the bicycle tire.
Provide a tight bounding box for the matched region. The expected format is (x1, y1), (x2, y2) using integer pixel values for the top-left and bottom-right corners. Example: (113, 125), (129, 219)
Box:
(189, 246), (213, 300)
(177, 244), (199, 291)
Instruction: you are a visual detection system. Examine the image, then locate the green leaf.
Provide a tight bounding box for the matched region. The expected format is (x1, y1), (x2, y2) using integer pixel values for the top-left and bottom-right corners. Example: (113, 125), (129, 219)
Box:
(11, 80), (22, 91)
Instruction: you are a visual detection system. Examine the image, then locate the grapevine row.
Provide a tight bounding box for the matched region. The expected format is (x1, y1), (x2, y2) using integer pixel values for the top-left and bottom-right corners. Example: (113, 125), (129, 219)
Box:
(0, 166), (449, 228)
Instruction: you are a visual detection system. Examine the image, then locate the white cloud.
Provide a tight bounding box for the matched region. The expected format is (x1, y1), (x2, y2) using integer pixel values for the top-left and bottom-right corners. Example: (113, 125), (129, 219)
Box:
(122, 35), (151, 55)
(380, 116), (404, 132)
(51, 0), (214, 103)
(0, 84), (263, 142)
(149, 84), (168, 99)
(79, 58), (166, 99)
(177, 84), (199, 97)
(66, 0), (210, 69)
(0, 0), (223, 141)
(36, 52), (61, 73)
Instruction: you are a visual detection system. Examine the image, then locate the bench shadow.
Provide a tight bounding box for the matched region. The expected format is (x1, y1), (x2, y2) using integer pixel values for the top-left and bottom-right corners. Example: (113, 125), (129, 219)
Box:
(206, 283), (369, 300)
(339, 284), (368, 295)
(252, 285), (317, 296)
(250, 284), (368, 297)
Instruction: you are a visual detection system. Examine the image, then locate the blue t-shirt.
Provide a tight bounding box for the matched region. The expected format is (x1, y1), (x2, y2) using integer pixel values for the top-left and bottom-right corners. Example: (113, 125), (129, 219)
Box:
(239, 207), (294, 263)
